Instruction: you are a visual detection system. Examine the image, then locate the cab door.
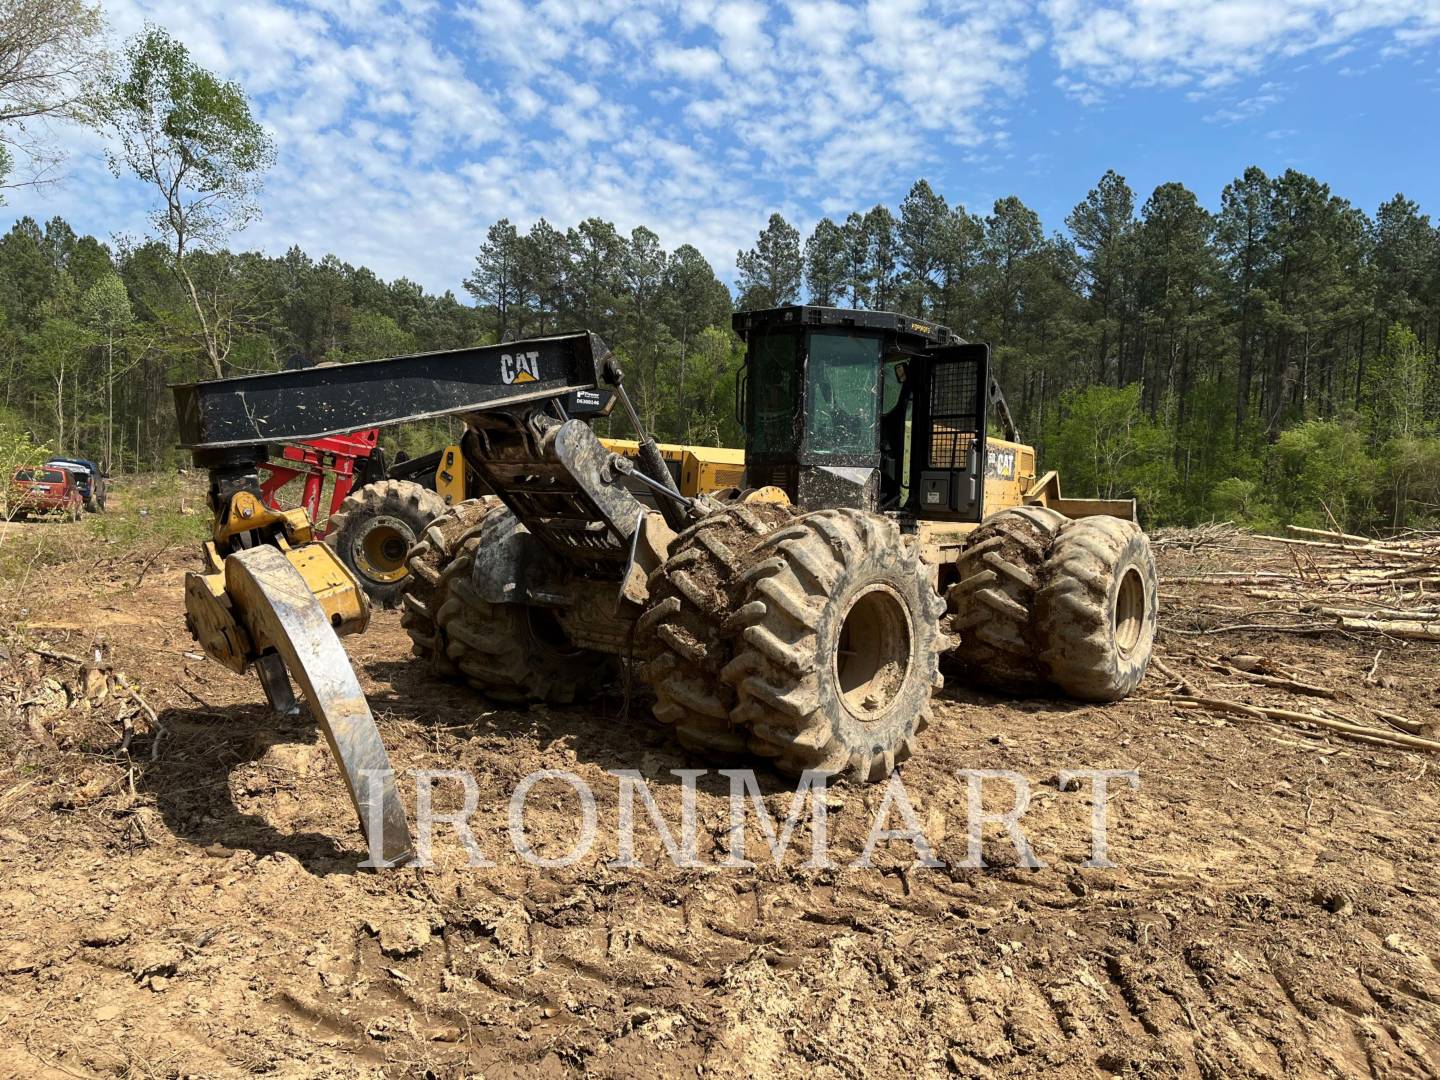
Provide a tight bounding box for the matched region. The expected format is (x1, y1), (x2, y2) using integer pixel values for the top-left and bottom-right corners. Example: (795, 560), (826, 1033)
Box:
(912, 344), (989, 522)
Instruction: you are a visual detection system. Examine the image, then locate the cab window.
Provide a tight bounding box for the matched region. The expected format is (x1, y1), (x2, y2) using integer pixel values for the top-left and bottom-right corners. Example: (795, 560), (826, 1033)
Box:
(748, 329), (800, 455)
(806, 332), (880, 457)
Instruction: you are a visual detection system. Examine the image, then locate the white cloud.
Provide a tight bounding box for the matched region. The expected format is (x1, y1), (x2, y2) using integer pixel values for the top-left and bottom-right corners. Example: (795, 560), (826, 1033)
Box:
(653, 45), (725, 81)
(1203, 81), (1287, 124)
(1046, 0), (1440, 94)
(6, 0), (1437, 298)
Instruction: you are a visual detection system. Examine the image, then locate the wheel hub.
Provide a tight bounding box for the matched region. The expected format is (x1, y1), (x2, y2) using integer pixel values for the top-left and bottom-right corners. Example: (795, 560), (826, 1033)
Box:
(834, 583), (914, 721)
(1113, 566), (1145, 657)
(353, 515), (416, 585)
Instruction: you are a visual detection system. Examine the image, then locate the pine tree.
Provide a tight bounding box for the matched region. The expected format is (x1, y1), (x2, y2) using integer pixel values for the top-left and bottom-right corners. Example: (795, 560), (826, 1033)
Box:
(736, 213), (802, 309)
(463, 219), (521, 340)
(803, 218), (846, 305)
(1066, 170), (1135, 383)
(864, 205), (899, 311)
(898, 179), (947, 315)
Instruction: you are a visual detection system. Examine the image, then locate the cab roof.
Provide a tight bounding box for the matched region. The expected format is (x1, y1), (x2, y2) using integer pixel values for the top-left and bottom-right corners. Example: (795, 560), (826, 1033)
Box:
(731, 305), (958, 350)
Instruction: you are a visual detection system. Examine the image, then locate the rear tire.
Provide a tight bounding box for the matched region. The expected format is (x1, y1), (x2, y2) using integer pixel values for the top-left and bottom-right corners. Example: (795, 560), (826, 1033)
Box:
(945, 505), (1066, 692)
(721, 509), (946, 781)
(435, 510), (613, 704)
(400, 499), (493, 673)
(1037, 516), (1158, 702)
(639, 502), (794, 757)
(327, 479), (446, 608)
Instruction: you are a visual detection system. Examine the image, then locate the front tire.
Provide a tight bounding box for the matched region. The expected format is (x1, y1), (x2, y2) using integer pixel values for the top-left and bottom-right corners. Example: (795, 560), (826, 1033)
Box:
(639, 501), (793, 757)
(400, 499), (493, 673)
(721, 509), (946, 781)
(326, 480), (446, 608)
(1037, 516), (1158, 702)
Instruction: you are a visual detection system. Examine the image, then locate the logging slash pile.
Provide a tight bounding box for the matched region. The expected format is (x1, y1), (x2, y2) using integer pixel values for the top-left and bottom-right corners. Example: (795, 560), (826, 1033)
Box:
(1155, 522), (1440, 755)
(1168, 524), (1440, 639)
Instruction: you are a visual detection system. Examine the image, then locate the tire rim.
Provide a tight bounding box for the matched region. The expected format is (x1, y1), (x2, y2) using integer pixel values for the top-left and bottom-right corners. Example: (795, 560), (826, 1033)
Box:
(354, 516), (416, 585)
(1113, 566), (1146, 657)
(834, 584), (913, 721)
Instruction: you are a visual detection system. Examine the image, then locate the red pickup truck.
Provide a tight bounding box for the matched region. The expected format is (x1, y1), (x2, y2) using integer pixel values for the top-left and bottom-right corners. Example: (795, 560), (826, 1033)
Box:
(7, 465), (84, 521)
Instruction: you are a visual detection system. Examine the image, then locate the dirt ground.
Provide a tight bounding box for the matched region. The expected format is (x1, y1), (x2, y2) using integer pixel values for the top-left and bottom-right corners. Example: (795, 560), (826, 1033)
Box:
(2, 488), (1439, 1078)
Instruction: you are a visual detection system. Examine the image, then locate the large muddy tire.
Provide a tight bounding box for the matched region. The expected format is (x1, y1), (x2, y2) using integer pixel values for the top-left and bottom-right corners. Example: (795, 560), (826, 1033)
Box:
(1037, 516), (1158, 702)
(435, 512), (613, 704)
(638, 502), (794, 757)
(327, 480), (446, 608)
(400, 498), (493, 673)
(721, 509), (947, 781)
(946, 505), (1066, 693)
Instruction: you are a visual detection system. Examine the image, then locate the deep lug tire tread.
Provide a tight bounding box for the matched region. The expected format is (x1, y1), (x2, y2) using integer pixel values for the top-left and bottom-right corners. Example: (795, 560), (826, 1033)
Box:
(720, 509), (947, 782)
(1036, 515), (1158, 702)
(434, 509), (612, 705)
(945, 505), (1067, 692)
(639, 503), (793, 757)
(399, 498), (493, 673)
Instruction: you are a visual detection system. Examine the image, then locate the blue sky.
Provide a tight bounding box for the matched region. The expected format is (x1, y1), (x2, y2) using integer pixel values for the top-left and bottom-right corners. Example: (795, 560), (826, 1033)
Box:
(8, 0), (1440, 294)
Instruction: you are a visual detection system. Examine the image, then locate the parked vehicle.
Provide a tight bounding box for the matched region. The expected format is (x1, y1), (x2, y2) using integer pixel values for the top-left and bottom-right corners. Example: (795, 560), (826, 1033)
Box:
(45, 457), (106, 511)
(7, 465), (84, 521)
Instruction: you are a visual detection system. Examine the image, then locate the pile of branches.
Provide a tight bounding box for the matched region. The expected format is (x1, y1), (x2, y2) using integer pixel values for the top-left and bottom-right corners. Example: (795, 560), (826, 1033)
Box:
(1151, 654), (1440, 756)
(1168, 525), (1440, 641)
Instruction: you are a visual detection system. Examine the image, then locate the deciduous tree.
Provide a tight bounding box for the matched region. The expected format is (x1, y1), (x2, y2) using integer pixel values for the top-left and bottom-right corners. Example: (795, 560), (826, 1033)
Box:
(107, 26), (275, 377)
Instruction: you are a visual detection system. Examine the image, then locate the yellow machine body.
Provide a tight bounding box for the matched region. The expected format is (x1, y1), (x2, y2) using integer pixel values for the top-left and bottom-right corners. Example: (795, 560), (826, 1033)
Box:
(435, 445), (468, 507)
(430, 438), (746, 501)
(597, 438), (746, 497)
(186, 493), (369, 675)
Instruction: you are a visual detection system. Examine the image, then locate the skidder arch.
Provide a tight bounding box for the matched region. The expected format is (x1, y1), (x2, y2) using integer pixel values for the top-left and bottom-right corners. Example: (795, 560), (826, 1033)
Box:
(721, 509), (947, 782)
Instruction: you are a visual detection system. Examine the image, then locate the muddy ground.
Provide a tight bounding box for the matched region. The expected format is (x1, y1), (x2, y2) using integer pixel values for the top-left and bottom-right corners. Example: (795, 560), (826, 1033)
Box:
(1, 483), (1438, 1078)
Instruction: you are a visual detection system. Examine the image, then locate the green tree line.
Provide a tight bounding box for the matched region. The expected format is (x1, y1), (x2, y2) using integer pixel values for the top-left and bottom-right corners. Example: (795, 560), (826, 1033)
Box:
(4, 164), (1440, 532)
(734, 174), (1440, 531)
(1, 8), (1437, 533)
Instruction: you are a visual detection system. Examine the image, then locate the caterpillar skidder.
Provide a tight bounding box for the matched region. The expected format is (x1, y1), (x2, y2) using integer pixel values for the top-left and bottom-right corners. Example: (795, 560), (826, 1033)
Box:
(173, 306), (1158, 865)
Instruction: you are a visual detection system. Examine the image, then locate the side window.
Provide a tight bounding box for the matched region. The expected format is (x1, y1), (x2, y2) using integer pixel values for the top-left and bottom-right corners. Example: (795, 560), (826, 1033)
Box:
(749, 331), (799, 454)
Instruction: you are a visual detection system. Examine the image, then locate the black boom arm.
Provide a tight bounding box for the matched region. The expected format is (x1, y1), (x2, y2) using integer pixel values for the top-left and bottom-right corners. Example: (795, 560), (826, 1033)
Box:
(172, 333), (614, 451)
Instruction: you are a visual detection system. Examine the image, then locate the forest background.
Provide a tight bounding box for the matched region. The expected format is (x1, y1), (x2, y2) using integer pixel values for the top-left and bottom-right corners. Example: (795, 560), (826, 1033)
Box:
(3, 1), (1438, 532)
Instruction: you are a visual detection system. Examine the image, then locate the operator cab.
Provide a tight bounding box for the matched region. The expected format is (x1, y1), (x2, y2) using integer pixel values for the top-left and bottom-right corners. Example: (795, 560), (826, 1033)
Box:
(733, 306), (1003, 522)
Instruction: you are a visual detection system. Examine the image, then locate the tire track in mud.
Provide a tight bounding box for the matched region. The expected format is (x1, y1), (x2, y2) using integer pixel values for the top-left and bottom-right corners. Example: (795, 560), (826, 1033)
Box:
(10, 529), (1440, 1078)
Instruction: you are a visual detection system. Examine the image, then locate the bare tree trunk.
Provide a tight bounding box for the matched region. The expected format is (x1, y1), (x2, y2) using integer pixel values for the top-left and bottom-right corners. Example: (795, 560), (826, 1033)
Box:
(105, 330), (114, 471)
(178, 258), (224, 379)
(53, 359), (64, 452)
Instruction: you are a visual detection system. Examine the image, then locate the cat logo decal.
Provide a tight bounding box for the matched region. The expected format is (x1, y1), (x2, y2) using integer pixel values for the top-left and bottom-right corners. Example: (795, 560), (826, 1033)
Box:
(500, 351), (540, 384)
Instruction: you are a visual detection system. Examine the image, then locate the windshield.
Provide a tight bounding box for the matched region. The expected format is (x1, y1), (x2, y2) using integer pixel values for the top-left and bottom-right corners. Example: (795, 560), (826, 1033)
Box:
(748, 329), (800, 454)
(806, 331), (881, 457)
(15, 468), (64, 483)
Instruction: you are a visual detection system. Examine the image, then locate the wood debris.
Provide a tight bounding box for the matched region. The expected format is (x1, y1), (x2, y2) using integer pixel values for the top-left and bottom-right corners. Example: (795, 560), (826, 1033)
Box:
(1165, 525), (1440, 640)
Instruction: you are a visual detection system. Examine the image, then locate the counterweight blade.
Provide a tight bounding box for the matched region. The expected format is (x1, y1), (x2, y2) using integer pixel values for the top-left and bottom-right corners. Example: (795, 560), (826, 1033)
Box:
(225, 545), (414, 866)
